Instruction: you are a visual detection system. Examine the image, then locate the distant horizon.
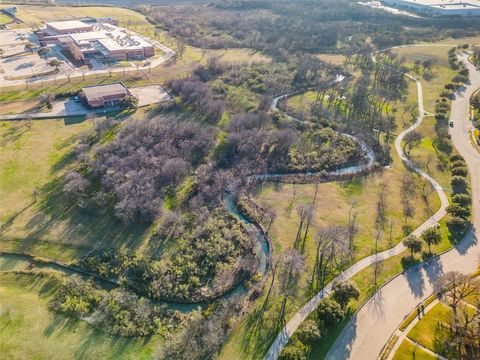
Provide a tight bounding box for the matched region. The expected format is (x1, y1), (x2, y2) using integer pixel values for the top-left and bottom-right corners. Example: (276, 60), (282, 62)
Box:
(51, 0), (205, 5)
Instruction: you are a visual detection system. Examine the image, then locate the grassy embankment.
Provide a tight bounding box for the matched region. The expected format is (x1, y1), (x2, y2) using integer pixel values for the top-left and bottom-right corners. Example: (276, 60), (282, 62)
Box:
(0, 272), (158, 359)
(220, 45), (467, 360)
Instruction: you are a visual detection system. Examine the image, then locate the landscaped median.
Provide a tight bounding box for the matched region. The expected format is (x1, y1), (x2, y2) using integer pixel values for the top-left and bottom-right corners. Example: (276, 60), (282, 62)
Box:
(469, 88), (480, 151)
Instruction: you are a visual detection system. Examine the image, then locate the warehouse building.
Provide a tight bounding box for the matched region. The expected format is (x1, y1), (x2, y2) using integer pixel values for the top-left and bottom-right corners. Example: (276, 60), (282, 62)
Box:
(383, 0), (480, 16)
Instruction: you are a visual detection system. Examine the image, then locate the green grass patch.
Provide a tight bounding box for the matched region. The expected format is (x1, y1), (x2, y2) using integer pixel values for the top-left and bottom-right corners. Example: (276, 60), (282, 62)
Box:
(0, 272), (157, 360)
(392, 340), (437, 360)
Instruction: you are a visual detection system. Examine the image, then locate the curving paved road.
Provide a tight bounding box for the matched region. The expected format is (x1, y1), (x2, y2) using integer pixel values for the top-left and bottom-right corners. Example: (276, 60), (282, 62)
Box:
(325, 52), (480, 360)
(263, 54), (451, 360)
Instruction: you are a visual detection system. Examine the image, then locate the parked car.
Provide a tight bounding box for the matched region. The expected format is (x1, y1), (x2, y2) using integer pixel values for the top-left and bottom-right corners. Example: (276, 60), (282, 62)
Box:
(449, 121), (454, 127)
(74, 96), (80, 103)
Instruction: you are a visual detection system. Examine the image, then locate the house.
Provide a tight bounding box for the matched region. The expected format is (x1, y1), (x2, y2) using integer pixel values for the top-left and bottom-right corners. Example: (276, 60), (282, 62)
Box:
(80, 82), (132, 108)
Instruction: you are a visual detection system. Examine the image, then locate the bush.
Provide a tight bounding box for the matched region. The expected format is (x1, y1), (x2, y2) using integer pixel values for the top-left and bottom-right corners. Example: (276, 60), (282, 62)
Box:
(295, 320), (321, 344)
(451, 176), (468, 194)
(95, 289), (167, 337)
(450, 160), (466, 169)
(451, 166), (468, 177)
(452, 193), (471, 207)
(316, 298), (345, 327)
(331, 281), (360, 309)
(49, 276), (101, 317)
(446, 204), (470, 219)
(279, 341), (307, 360)
(447, 216), (467, 228)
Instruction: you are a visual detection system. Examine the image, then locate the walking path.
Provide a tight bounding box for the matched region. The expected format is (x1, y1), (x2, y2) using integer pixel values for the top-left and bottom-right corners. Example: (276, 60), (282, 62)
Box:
(326, 52), (480, 359)
(264, 49), (451, 360)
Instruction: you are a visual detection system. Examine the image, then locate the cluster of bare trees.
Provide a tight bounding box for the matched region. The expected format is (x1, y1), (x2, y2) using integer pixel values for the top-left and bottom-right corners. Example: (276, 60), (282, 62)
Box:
(64, 117), (217, 222)
(433, 272), (480, 359)
(144, 0), (480, 62)
(169, 76), (225, 123)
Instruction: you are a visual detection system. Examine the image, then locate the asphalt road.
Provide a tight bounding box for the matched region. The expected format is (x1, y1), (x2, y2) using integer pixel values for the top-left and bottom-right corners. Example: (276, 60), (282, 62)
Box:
(326, 53), (480, 360)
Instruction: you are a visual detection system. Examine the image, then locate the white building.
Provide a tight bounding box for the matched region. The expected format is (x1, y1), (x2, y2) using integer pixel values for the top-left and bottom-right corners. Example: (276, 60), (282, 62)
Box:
(383, 0), (480, 16)
(38, 19), (155, 63)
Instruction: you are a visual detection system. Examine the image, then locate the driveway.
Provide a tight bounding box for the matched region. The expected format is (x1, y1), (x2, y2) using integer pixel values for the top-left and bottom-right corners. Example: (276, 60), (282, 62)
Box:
(325, 52), (480, 360)
(0, 85), (171, 120)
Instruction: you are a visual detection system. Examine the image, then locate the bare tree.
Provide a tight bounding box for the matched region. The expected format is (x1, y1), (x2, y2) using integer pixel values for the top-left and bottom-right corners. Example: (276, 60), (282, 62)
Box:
(434, 272), (480, 334)
(347, 200), (358, 250)
(375, 182), (388, 229)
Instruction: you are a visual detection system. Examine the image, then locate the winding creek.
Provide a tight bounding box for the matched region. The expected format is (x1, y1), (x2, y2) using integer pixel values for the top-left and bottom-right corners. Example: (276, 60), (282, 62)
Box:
(0, 83), (376, 313)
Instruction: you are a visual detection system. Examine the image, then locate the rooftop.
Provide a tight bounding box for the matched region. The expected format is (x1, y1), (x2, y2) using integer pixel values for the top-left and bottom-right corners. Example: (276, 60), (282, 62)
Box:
(390, 0), (480, 7)
(49, 21), (153, 52)
(81, 83), (130, 101)
(46, 20), (92, 31)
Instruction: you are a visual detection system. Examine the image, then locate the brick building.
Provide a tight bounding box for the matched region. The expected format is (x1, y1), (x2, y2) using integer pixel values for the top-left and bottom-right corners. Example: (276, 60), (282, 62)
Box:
(80, 82), (132, 108)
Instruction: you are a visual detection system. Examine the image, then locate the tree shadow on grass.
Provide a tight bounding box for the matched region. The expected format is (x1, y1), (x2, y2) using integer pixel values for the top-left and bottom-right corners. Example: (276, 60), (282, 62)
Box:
(17, 175), (151, 260)
(239, 301), (280, 357)
(43, 314), (78, 338)
(73, 327), (143, 360)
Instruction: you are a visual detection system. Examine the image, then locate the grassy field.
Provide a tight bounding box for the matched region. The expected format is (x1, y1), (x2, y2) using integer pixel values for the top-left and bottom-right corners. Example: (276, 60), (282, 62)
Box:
(315, 53), (347, 66)
(0, 272), (157, 360)
(392, 45), (458, 113)
(406, 302), (452, 353)
(0, 117), (159, 262)
(0, 13), (13, 25)
(392, 340), (437, 360)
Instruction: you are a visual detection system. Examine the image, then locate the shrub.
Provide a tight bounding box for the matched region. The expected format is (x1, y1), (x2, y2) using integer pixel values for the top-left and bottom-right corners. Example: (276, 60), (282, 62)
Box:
(451, 176), (468, 194)
(49, 276), (101, 317)
(95, 289), (167, 337)
(331, 281), (360, 309)
(447, 216), (467, 228)
(446, 204), (470, 219)
(452, 193), (471, 207)
(316, 298), (345, 327)
(295, 320), (321, 344)
(279, 341), (307, 360)
(450, 160), (466, 169)
(451, 166), (468, 177)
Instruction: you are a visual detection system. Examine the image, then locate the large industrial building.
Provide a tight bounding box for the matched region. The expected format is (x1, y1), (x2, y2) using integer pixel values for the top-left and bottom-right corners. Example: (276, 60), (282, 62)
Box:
(37, 19), (155, 64)
(383, 0), (480, 16)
